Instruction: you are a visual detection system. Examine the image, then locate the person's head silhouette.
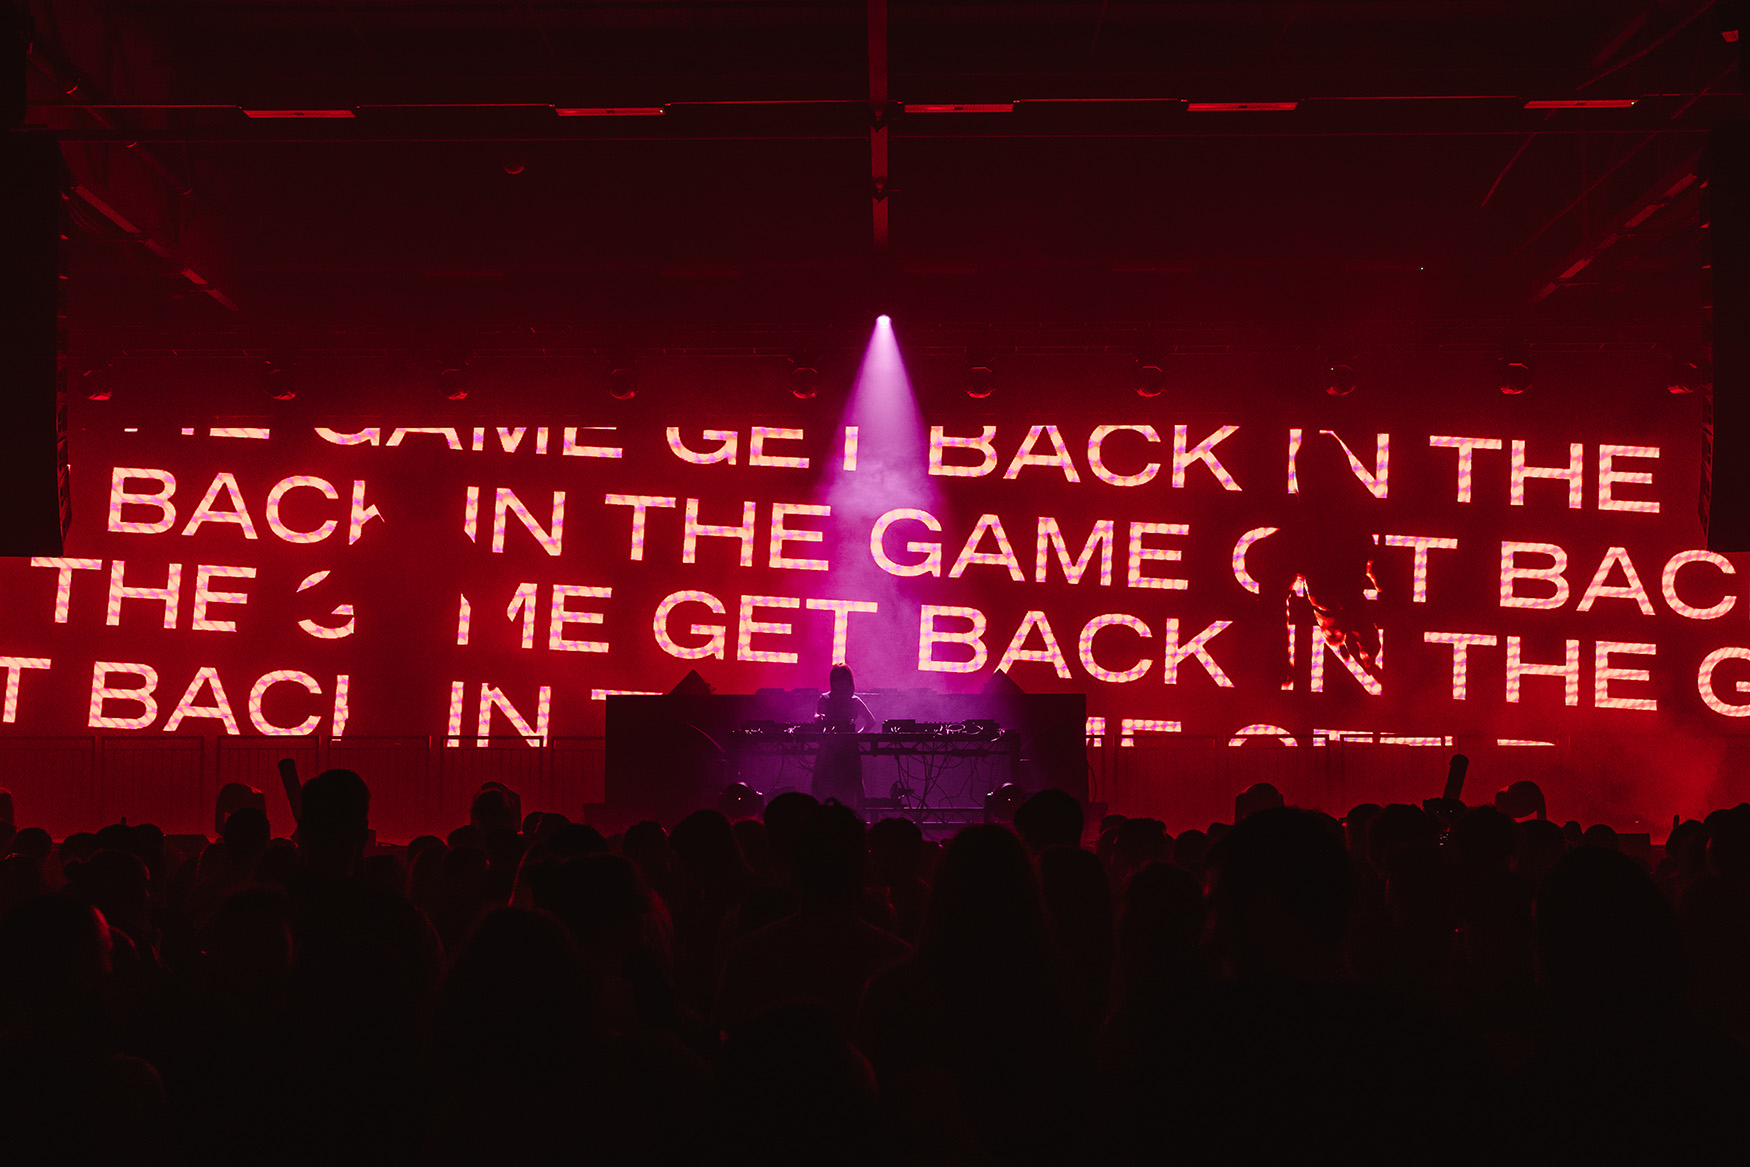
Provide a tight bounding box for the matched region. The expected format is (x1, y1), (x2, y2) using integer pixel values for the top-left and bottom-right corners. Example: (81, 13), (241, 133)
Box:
(296, 769), (370, 875)
(1209, 806), (1351, 981)
(828, 663), (854, 697)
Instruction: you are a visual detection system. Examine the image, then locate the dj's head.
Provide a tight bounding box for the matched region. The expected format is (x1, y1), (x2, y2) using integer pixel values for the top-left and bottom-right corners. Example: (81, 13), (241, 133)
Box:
(828, 663), (854, 696)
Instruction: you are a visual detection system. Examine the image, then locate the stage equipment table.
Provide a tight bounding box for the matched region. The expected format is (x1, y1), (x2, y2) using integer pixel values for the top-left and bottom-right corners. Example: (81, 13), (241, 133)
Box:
(727, 729), (1019, 824)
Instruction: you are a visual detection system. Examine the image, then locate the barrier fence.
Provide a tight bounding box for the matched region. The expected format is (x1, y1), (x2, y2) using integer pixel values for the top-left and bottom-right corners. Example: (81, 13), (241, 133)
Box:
(2, 731), (1746, 842)
(1086, 733), (1750, 836)
(0, 734), (605, 841)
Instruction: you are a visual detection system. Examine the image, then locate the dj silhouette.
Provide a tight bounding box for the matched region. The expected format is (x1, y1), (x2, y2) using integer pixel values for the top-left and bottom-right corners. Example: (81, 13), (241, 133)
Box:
(812, 664), (874, 808)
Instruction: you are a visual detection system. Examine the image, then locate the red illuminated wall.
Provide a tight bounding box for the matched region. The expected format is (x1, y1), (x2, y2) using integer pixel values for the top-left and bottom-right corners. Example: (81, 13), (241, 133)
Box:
(3, 347), (1745, 832)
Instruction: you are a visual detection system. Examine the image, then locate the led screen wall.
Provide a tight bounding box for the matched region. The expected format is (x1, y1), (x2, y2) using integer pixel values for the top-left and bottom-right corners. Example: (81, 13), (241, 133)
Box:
(1, 343), (1740, 825)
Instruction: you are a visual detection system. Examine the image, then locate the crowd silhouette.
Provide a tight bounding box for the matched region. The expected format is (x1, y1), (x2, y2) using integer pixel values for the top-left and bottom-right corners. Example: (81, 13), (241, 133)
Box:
(0, 769), (1747, 1164)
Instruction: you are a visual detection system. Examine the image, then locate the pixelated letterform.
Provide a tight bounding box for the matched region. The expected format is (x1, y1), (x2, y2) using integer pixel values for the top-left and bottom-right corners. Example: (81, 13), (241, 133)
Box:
(1036, 518), (1115, 586)
(1510, 440), (1584, 508)
(870, 509), (943, 578)
(605, 494), (677, 562)
(1698, 648), (1750, 717)
(476, 683), (550, 746)
(107, 561), (182, 629)
(749, 426), (809, 469)
(950, 514), (1026, 581)
(1127, 522), (1190, 590)
(1429, 436), (1503, 503)
(30, 557), (102, 622)
(737, 595), (801, 664)
(805, 598), (879, 664)
(918, 605), (988, 673)
(1310, 630), (1382, 695)
(1229, 724), (1299, 747)
(1500, 541), (1570, 609)
(89, 662), (159, 730)
(164, 666), (241, 734)
(446, 680), (466, 746)
(1422, 631), (1498, 700)
(0, 657), (50, 723)
(1231, 527), (1278, 595)
(331, 674), (350, 738)
(996, 611), (1072, 679)
(769, 503), (832, 571)
(1119, 718), (1181, 746)
(386, 427), (462, 449)
(1505, 637), (1581, 706)
(349, 481), (384, 544)
(1576, 547), (1655, 614)
(653, 590), (728, 660)
(928, 426), (998, 477)
(1172, 424), (1241, 491)
(191, 565), (256, 632)
(1004, 424), (1080, 482)
(247, 670), (323, 736)
(562, 427), (622, 459)
(1597, 444), (1660, 514)
(1662, 550), (1737, 620)
(1594, 642), (1657, 711)
(492, 488), (565, 557)
(180, 473), (260, 539)
(507, 582), (538, 649)
(1162, 618), (1235, 688)
(265, 476), (340, 543)
(315, 427), (380, 446)
(1384, 534), (1459, 603)
(1088, 424), (1162, 487)
(108, 468), (177, 534)
(1319, 430), (1390, 499)
(667, 428), (738, 465)
(683, 499), (756, 567)
(549, 585), (611, 653)
(1078, 614), (1152, 683)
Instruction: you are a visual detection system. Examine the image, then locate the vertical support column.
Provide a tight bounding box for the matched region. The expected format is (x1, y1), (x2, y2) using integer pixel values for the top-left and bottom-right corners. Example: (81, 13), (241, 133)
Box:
(868, 0), (889, 255)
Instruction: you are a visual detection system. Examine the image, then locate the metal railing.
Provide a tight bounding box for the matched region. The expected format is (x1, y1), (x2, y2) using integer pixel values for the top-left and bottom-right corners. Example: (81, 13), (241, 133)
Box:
(0, 734), (604, 841)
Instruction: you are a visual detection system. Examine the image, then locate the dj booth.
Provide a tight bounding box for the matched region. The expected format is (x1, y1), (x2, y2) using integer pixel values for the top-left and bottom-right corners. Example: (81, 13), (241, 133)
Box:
(602, 678), (1084, 827)
(728, 721), (1021, 825)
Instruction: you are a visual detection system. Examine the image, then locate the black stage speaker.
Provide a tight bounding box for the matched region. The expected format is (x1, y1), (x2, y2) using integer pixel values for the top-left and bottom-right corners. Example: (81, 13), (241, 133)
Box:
(1706, 120), (1750, 551)
(0, 131), (69, 556)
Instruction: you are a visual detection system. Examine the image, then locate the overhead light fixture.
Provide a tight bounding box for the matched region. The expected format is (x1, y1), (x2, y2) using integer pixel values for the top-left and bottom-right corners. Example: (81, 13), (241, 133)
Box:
(964, 354), (995, 400)
(1523, 99), (1636, 109)
(608, 356), (638, 401)
(1135, 363), (1165, 399)
(902, 103), (1014, 114)
(1665, 353), (1711, 394)
(437, 355), (472, 401)
(263, 357), (297, 401)
(790, 359), (820, 400)
(242, 109), (355, 118)
(555, 106), (665, 117)
(1188, 101), (1298, 112)
(80, 360), (114, 401)
(1325, 363), (1357, 397)
(1498, 359), (1534, 395)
